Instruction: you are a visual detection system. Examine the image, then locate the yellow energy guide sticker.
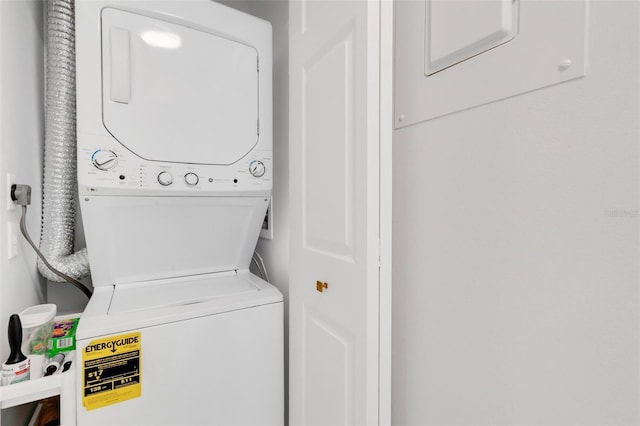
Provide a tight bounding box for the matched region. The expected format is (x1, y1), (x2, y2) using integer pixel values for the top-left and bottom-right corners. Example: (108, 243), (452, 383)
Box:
(82, 332), (141, 411)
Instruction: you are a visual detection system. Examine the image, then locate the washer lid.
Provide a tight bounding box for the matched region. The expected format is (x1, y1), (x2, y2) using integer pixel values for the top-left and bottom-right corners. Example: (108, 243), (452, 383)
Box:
(109, 271), (261, 314)
(101, 8), (259, 165)
(76, 271), (283, 340)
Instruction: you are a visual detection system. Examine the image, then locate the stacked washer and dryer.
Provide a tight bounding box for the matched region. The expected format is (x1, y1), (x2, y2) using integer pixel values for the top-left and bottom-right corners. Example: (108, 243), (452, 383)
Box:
(73, 0), (283, 424)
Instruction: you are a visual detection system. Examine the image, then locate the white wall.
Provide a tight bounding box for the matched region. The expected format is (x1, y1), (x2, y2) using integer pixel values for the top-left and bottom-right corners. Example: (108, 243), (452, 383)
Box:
(0, 0), (45, 424)
(216, 0), (251, 13)
(392, 1), (639, 425)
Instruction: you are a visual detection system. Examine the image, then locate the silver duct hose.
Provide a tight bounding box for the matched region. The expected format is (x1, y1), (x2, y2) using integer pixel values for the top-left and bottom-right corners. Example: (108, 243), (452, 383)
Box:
(39, 0), (91, 281)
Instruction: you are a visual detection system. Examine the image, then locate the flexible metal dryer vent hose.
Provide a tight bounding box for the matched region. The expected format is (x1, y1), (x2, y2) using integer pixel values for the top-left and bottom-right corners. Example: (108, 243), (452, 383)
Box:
(39, 0), (91, 282)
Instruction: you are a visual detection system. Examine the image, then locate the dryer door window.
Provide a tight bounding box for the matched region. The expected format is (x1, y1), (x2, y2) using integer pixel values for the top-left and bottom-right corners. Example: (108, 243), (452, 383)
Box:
(101, 8), (259, 165)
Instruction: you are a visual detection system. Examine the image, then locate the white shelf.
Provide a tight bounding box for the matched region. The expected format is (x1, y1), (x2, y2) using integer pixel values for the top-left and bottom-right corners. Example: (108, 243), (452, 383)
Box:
(0, 314), (81, 425)
(0, 314), (80, 410)
(0, 372), (66, 409)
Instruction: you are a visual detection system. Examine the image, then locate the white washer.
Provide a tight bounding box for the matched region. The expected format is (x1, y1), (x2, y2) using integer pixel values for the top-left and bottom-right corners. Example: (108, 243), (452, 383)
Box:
(74, 1), (282, 424)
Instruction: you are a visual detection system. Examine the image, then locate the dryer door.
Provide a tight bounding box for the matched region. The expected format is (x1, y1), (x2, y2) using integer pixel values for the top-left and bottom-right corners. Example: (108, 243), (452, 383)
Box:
(101, 8), (259, 165)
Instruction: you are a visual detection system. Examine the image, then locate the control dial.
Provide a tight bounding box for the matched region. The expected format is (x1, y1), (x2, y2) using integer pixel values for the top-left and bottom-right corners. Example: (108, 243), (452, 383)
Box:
(157, 171), (173, 186)
(91, 149), (118, 171)
(249, 160), (266, 178)
(184, 172), (199, 186)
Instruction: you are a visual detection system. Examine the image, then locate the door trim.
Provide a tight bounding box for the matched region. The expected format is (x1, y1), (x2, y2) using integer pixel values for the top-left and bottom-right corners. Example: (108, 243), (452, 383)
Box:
(379, 1), (394, 425)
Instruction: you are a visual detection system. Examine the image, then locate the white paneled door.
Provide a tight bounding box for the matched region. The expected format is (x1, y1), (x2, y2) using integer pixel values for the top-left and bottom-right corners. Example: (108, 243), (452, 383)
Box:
(289, 1), (386, 425)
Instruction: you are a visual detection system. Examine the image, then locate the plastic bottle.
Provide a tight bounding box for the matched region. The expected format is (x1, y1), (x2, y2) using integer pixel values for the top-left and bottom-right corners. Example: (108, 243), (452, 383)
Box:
(1, 314), (30, 385)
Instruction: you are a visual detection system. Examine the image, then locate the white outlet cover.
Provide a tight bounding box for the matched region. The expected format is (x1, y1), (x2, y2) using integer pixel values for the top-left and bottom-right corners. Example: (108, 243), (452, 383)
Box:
(7, 222), (18, 259)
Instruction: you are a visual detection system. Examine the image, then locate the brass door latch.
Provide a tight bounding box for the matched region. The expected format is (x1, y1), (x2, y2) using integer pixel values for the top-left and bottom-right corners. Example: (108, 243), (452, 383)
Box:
(316, 281), (328, 293)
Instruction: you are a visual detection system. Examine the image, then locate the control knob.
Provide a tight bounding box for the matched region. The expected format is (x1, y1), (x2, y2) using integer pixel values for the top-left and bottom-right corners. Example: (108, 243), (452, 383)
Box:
(249, 160), (266, 178)
(157, 171), (173, 186)
(184, 172), (199, 186)
(91, 149), (118, 171)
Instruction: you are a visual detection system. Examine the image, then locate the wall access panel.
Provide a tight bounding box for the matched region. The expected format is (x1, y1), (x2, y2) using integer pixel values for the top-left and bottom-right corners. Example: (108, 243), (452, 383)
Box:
(395, 0), (588, 127)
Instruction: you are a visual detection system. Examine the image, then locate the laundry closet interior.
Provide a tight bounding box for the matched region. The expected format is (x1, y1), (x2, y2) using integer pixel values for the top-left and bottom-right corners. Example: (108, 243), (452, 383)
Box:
(1, 0), (638, 425)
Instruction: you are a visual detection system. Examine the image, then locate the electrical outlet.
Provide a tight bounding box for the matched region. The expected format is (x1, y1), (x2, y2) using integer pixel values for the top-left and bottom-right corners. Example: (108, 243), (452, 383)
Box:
(7, 173), (15, 211)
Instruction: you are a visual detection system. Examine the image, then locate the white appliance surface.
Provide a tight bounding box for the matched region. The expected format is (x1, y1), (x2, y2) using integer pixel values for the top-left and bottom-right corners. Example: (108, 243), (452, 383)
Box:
(80, 195), (269, 287)
(102, 8), (259, 166)
(73, 1), (282, 424)
(76, 0), (273, 197)
(77, 270), (282, 343)
(75, 271), (283, 425)
(110, 271), (262, 314)
(76, 299), (284, 426)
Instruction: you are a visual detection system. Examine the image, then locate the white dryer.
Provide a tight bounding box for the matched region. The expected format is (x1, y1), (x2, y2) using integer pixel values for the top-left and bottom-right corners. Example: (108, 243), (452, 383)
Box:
(74, 1), (282, 424)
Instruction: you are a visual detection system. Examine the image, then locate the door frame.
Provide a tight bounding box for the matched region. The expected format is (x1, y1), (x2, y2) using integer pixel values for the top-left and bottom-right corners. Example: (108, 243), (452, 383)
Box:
(379, 1), (393, 424)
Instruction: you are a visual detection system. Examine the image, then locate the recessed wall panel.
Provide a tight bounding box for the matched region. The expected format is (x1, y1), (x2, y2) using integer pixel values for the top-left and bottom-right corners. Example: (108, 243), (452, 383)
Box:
(302, 306), (354, 425)
(302, 31), (356, 261)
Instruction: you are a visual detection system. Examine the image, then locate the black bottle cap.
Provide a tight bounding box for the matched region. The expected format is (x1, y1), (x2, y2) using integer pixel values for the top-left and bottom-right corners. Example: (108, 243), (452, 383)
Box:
(6, 314), (26, 364)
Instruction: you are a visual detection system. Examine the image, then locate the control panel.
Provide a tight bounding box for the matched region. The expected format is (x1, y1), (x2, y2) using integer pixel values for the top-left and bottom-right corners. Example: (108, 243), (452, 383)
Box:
(78, 140), (272, 196)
